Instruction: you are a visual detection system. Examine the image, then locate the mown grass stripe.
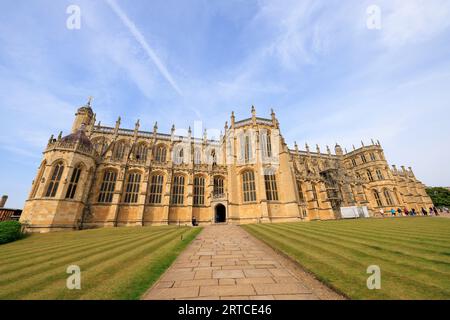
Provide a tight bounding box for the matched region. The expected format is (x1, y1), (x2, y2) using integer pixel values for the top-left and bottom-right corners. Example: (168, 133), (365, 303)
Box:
(272, 223), (450, 284)
(0, 228), (179, 296)
(0, 228), (169, 278)
(282, 223), (450, 267)
(18, 228), (191, 300)
(246, 224), (450, 299)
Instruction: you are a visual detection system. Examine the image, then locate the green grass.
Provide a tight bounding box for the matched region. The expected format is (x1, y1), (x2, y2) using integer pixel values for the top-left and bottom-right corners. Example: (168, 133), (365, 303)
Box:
(0, 225), (202, 300)
(242, 217), (450, 300)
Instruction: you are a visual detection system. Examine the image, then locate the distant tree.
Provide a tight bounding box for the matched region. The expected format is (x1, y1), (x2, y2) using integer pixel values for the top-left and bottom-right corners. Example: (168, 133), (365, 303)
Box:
(426, 187), (450, 207)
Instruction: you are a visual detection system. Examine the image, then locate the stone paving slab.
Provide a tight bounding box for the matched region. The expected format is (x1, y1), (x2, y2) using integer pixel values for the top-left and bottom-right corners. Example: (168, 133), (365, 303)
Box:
(143, 224), (344, 300)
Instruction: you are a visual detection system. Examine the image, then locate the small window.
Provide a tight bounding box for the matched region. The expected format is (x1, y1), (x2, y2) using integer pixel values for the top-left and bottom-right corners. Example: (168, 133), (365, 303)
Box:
(367, 170), (374, 182)
(65, 166), (82, 199)
(352, 159), (357, 167)
(376, 169), (384, 180)
(370, 153), (376, 161)
(361, 154), (367, 163)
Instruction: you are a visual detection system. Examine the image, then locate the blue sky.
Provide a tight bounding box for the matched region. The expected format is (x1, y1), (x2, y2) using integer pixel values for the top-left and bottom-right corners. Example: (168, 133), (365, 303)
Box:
(1, 0), (450, 208)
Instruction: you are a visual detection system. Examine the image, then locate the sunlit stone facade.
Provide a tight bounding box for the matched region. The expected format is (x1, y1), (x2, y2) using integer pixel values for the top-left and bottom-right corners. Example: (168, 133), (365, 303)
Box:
(20, 100), (433, 232)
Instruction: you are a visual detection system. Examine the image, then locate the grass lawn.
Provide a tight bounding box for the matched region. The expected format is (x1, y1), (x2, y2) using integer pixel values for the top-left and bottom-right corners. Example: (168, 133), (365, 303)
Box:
(242, 217), (450, 300)
(0, 225), (201, 300)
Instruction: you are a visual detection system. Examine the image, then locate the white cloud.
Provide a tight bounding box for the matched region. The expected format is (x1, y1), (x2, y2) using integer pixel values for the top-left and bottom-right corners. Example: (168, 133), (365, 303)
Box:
(379, 0), (450, 47)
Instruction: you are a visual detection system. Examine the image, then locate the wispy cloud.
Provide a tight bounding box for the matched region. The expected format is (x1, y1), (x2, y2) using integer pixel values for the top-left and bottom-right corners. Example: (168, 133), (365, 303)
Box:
(105, 0), (182, 95)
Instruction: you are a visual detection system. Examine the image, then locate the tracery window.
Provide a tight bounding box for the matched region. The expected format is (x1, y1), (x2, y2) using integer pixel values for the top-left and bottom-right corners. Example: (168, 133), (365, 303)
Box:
(242, 170), (256, 202)
(148, 174), (164, 204)
(171, 175), (185, 205)
(124, 172), (141, 203)
(193, 176), (205, 206)
(154, 145), (167, 163)
(65, 165), (82, 199)
(45, 162), (64, 198)
(264, 173), (279, 201)
(98, 170), (117, 203)
(373, 190), (383, 207)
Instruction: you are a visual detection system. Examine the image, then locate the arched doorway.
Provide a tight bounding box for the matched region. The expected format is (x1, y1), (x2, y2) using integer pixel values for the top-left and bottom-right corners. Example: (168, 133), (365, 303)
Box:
(215, 204), (226, 223)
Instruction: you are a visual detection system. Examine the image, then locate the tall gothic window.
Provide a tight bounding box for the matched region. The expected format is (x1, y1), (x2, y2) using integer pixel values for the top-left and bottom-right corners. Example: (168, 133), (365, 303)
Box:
(93, 139), (108, 156)
(264, 173), (279, 201)
(194, 148), (202, 165)
(124, 172), (141, 203)
(376, 169), (384, 180)
(242, 170), (256, 202)
(213, 176), (224, 196)
(260, 131), (272, 159)
(384, 189), (394, 206)
(193, 176), (205, 206)
(135, 144), (147, 162)
(113, 141), (126, 160)
(174, 147), (184, 164)
(98, 170), (117, 203)
(148, 174), (164, 204)
(373, 190), (383, 207)
(171, 175), (185, 205)
(210, 150), (217, 165)
(352, 158), (357, 167)
(370, 153), (376, 161)
(154, 145), (167, 163)
(31, 160), (46, 198)
(244, 135), (251, 163)
(361, 154), (367, 163)
(65, 165), (82, 199)
(297, 180), (305, 202)
(367, 170), (374, 182)
(45, 162), (64, 197)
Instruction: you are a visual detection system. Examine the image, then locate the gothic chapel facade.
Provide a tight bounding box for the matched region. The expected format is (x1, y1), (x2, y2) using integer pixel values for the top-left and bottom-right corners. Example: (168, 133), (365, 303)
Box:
(20, 100), (433, 232)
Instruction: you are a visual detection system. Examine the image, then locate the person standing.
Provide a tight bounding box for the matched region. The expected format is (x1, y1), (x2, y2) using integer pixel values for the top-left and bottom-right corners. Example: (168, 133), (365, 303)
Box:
(397, 208), (403, 216)
(391, 208), (396, 216)
(421, 207), (427, 216)
(379, 208), (385, 217)
(404, 207), (409, 216)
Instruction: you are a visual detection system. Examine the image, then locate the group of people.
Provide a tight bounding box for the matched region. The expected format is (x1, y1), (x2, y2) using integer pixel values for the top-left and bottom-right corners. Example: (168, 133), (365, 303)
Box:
(379, 206), (442, 217)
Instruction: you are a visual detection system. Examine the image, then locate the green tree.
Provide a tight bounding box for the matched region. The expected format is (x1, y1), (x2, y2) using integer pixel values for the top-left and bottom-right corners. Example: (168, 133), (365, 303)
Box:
(426, 187), (450, 207)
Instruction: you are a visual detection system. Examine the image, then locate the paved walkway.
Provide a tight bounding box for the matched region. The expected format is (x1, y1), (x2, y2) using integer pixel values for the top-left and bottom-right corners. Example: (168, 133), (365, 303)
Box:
(143, 225), (343, 300)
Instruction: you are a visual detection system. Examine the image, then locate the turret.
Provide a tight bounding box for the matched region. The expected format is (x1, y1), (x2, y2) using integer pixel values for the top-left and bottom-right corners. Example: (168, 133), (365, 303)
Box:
(335, 143), (343, 156)
(72, 97), (94, 133)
